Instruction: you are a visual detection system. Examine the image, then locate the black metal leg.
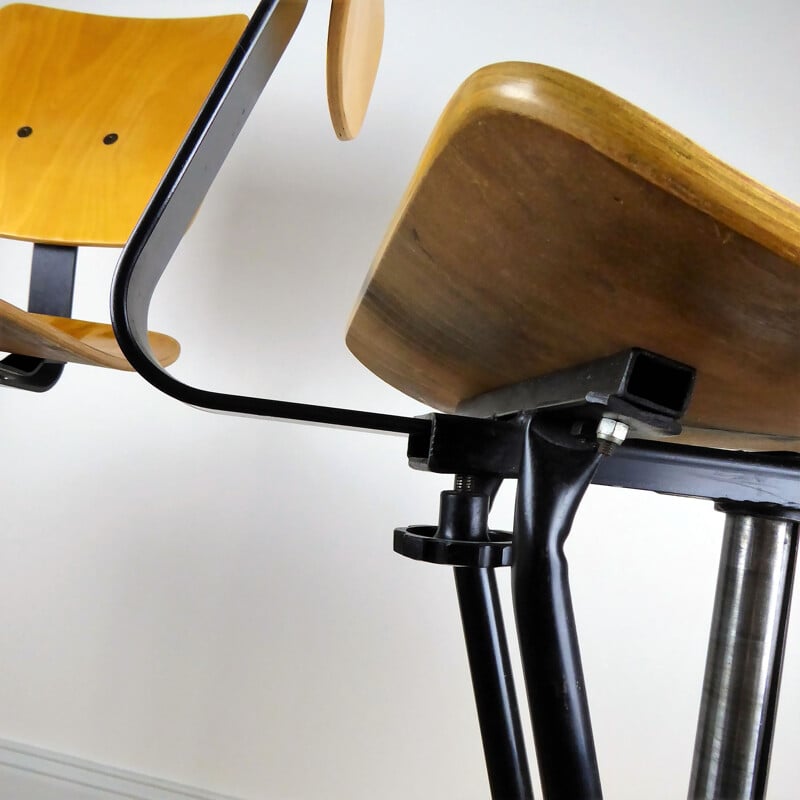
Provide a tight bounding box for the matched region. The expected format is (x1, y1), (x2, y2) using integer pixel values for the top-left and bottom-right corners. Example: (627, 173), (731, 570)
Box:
(688, 505), (799, 800)
(512, 416), (603, 800)
(434, 477), (533, 799)
(454, 566), (534, 800)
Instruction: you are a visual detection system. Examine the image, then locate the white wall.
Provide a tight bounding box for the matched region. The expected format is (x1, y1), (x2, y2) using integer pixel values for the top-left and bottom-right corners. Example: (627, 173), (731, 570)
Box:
(0, 1), (798, 798)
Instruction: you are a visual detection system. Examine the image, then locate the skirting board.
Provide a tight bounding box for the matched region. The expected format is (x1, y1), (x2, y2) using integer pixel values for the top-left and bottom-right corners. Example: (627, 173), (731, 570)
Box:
(0, 738), (243, 800)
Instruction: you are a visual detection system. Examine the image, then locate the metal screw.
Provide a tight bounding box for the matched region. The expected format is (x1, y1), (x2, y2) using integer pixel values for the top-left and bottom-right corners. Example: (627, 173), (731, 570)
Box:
(17, 126), (32, 138)
(596, 417), (629, 455)
(103, 132), (118, 145)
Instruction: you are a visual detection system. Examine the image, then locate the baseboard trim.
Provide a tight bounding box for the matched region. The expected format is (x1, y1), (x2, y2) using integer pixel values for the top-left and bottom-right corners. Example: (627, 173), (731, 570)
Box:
(0, 738), (242, 800)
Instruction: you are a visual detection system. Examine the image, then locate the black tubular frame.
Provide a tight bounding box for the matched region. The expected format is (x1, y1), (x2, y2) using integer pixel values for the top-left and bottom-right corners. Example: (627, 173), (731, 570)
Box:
(455, 565), (534, 799)
(512, 417), (604, 799)
(106, 2), (800, 797)
(446, 477), (534, 800)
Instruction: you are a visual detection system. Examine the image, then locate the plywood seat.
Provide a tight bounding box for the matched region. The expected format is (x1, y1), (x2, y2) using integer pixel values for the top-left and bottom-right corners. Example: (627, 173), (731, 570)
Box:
(0, 299), (178, 370)
(0, 3), (250, 373)
(347, 62), (800, 452)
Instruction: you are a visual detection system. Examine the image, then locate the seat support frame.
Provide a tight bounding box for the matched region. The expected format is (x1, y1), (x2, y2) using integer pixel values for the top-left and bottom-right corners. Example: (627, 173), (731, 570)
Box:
(396, 358), (798, 799)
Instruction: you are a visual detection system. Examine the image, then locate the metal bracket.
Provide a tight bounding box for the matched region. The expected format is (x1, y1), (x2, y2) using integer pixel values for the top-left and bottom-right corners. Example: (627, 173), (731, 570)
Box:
(458, 347), (695, 436)
(0, 244), (77, 393)
(408, 348), (695, 476)
(396, 348), (696, 569)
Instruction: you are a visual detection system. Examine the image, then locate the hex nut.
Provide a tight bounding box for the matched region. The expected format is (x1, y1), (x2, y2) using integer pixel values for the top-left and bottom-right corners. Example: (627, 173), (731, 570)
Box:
(596, 417), (630, 446)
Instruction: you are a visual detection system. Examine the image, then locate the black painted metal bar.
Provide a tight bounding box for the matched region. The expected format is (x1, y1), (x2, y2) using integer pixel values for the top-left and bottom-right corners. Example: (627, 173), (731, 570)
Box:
(512, 417), (604, 800)
(110, 0), (425, 437)
(0, 243), (77, 392)
(595, 440), (800, 511)
(444, 476), (533, 799)
(28, 243), (77, 316)
(409, 414), (800, 509)
(688, 507), (799, 800)
(455, 567), (534, 800)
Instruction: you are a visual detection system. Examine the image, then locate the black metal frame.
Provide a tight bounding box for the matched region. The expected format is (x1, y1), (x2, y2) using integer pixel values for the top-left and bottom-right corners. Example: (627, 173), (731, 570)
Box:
(110, 0), (424, 437)
(0, 244), (77, 393)
(512, 416), (604, 799)
(106, 2), (800, 797)
(442, 477), (534, 799)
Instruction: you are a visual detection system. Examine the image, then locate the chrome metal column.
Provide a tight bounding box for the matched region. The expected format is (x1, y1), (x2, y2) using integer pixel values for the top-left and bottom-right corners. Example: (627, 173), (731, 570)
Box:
(688, 508), (798, 800)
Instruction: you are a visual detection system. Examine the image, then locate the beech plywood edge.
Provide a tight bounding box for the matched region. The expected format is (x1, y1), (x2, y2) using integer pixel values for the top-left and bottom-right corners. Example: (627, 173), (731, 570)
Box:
(0, 298), (179, 369)
(346, 62), (800, 452)
(0, 4), (247, 246)
(327, 0), (384, 140)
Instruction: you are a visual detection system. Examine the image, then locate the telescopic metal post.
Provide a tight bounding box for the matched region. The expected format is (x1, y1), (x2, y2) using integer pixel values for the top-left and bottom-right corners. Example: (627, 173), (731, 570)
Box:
(688, 507), (799, 800)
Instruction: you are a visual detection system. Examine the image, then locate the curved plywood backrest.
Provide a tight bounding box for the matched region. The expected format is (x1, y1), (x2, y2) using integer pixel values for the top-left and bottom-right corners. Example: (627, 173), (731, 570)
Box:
(0, 1), (384, 373)
(326, 0), (384, 140)
(0, 3), (248, 247)
(347, 63), (800, 451)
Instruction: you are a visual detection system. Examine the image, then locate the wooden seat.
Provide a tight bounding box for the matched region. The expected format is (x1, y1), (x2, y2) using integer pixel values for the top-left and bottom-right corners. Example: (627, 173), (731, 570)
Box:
(346, 62), (800, 452)
(0, 3), (249, 373)
(0, 299), (178, 369)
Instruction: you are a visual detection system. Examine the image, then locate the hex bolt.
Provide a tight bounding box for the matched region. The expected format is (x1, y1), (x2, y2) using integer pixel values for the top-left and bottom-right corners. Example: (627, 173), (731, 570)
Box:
(596, 417), (630, 455)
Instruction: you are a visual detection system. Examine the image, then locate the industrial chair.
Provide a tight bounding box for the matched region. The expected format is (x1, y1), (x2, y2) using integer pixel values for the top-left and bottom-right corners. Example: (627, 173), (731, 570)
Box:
(104, 1), (797, 799)
(0, 0), (382, 390)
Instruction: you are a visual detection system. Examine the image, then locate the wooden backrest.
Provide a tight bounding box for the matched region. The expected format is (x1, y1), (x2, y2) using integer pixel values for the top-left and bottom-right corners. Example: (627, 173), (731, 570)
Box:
(0, 2), (385, 374)
(0, 3), (247, 247)
(327, 0), (384, 141)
